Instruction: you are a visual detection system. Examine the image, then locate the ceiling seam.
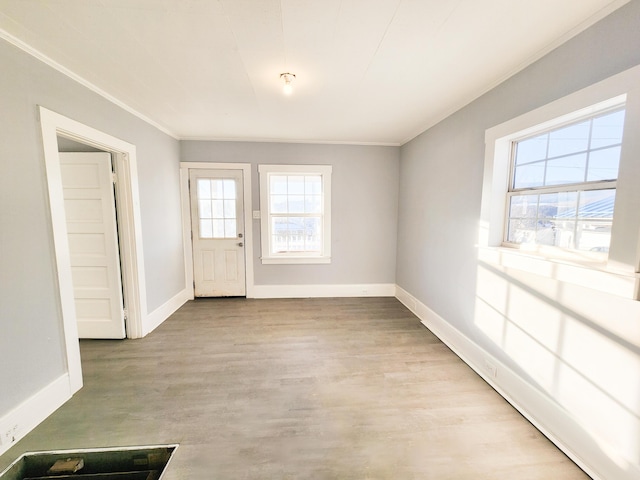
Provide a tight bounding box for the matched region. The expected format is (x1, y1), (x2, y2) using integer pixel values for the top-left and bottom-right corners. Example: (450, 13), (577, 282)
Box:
(220, 0), (259, 108)
(360, 0), (403, 82)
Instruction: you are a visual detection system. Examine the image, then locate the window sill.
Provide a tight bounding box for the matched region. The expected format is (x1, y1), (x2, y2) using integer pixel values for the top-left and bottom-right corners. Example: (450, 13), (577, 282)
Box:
(261, 256), (331, 265)
(478, 245), (639, 300)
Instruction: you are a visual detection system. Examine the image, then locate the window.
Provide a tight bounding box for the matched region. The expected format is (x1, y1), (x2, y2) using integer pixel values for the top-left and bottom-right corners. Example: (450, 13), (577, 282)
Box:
(505, 108), (625, 252)
(196, 177), (238, 238)
(259, 164), (332, 264)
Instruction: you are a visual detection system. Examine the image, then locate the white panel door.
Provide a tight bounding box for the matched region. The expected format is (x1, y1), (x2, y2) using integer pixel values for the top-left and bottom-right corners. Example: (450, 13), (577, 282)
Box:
(60, 152), (125, 339)
(190, 169), (246, 297)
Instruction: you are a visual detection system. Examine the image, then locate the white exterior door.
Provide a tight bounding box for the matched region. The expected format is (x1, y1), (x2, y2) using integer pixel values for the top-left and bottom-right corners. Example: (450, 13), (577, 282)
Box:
(190, 169), (246, 297)
(60, 152), (126, 339)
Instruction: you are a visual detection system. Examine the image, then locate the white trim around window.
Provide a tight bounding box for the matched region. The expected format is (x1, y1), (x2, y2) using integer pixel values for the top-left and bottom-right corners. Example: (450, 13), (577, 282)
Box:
(481, 65), (640, 298)
(259, 164), (332, 265)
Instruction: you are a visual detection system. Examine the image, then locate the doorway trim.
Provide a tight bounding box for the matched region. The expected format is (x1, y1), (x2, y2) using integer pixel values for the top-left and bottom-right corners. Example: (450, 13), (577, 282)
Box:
(39, 106), (148, 392)
(179, 162), (254, 298)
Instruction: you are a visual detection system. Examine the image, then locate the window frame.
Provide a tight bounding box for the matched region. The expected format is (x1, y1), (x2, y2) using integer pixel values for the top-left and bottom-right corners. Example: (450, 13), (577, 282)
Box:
(258, 164), (332, 265)
(502, 106), (624, 251)
(480, 65), (640, 299)
(481, 93), (627, 257)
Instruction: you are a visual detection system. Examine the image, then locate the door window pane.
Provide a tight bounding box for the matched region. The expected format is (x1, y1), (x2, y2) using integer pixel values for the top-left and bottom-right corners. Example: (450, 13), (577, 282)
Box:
(197, 177), (239, 239)
(200, 219), (213, 238)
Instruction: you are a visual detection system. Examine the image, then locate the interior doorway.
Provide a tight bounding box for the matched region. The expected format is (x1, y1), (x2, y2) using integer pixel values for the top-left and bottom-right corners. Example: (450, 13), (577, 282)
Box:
(40, 106), (147, 393)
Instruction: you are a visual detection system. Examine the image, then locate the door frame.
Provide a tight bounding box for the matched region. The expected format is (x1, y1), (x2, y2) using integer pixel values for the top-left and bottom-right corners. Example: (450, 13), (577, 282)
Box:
(40, 106), (147, 392)
(180, 162), (254, 299)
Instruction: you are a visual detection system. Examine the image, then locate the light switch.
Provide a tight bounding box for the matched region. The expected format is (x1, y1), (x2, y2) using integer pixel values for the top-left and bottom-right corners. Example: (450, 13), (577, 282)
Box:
(252, 210), (261, 219)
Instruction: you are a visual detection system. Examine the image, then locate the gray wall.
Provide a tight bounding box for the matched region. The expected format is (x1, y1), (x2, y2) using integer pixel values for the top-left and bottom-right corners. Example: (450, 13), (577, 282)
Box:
(181, 141), (400, 286)
(0, 38), (184, 414)
(397, 1), (640, 474)
(398, 0), (640, 335)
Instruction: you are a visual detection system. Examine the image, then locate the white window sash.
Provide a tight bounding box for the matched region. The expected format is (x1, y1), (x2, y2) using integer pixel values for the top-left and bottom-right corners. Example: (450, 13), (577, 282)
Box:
(259, 164), (332, 264)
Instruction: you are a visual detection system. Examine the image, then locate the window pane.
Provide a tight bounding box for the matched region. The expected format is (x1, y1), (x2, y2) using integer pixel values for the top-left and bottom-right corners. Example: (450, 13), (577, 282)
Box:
(305, 176), (322, 194)
(288, 176), (305, 194)
(223, 199), (236, 218)
(271, 195), (288, 213)
(199, 219), (213, 238)
(271, 217), (289, 253)
(287, 195), (305, 214)
(535, 221), (557, 246)
(271, 175), (288, 194)
(515, 134), (547, 165)
(197, 179), (211, 199)
(576, 221), (612, 252)
(287, 217), (305, 251)
(578, 190), (615, 219)
(587, 146), (620, 181)
(548, 121), (590, 157)
(507, 218), (536, 244)
(212, 219), (225, 238)
(537, 193), (558, 220)
(544, 153), (586, 186)
(304, 217), (321, 252)
(513, 162), (545, 189)
(211, 179), (224, 199)
(591, 110), (625, 149)
(223, 179), (236, 199)
(212, 199), (224, 218)
(539, 191), (578, 220)
(305, 195), (322, 214)
(199, 200), (212, 219)
(271, 216), (314, 252)
(509, 195), (537, 218)
(553, 221), (576, 249)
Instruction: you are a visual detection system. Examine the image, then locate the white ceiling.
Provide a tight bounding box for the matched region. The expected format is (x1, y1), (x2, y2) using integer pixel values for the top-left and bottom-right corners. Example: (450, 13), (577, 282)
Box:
(0, 0), (630, 145)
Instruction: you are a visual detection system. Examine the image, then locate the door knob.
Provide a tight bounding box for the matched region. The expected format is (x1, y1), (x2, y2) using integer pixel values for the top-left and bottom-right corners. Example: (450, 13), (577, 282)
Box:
(237, 242), (244, 247)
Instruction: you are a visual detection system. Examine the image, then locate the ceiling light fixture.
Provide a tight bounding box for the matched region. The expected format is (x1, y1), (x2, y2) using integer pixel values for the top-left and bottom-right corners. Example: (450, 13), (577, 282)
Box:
(280, 72), (295, 95)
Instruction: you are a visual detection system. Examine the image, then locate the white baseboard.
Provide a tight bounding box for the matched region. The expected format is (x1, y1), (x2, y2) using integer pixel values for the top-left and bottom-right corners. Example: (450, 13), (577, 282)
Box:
(250, 283), (396, 299)
(395, 285), (640, 480)
(0, 374), (72, 456)
(142, 287), (190, 336)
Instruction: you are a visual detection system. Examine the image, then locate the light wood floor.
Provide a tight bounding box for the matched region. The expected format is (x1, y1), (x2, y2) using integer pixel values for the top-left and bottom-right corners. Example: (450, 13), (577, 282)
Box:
(2, 298), (589, 479)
